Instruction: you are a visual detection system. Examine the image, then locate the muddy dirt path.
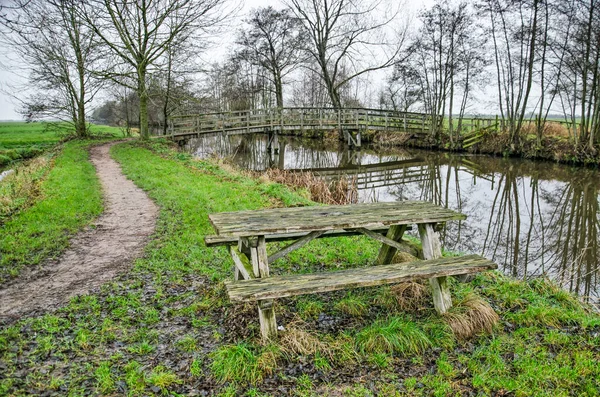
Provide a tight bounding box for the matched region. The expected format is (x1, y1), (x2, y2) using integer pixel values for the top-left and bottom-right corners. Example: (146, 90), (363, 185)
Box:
(0, 142), (158, 320)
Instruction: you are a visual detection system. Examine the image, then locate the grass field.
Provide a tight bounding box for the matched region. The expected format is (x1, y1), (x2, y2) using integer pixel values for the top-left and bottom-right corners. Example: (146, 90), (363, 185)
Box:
(1, 140), (598, 396)
(0, 121), (123, 167)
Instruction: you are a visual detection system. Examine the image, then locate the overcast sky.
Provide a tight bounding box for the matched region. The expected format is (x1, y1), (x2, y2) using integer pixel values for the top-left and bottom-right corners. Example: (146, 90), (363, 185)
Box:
(0, 0), (432, 121)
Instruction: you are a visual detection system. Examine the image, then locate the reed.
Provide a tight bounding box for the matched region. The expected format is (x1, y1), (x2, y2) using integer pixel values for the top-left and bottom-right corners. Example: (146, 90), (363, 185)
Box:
(258, 168), (358, 205)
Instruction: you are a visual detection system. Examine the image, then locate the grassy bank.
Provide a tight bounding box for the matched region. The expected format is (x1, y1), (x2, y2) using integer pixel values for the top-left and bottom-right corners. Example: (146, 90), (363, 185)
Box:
(1, 140), (599, 396)
(0, 141), (104, 284)
(0, 122), (122, 167)
(371, 127), (600, 166)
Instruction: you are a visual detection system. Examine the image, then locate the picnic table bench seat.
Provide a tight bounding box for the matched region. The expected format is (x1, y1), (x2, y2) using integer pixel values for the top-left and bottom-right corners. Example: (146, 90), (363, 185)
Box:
(226, 254), (496, 301)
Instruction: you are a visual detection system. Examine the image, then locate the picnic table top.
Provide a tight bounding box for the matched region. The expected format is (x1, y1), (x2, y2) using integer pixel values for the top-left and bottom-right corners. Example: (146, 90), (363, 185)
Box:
(209, 201), (466, 238)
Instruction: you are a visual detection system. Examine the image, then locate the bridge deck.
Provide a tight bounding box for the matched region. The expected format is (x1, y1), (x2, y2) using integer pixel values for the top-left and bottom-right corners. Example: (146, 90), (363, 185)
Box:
(167, 107), (437, 140)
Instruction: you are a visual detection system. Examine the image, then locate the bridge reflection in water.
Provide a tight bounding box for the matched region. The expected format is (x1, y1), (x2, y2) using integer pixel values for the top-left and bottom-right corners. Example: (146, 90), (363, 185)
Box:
(187, 132), (600, 305)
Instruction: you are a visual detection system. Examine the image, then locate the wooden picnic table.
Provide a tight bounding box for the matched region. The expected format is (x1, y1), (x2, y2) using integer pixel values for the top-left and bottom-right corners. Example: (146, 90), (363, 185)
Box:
(206, 201), (496, 339)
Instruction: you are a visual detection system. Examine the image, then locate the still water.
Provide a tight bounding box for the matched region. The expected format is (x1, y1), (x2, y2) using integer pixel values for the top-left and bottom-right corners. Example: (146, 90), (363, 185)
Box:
(187, 133), (600, 303)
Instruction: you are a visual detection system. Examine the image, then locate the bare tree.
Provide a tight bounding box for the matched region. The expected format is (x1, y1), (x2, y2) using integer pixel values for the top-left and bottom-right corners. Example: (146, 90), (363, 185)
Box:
(291, 62), (330, 107)
(478, 0), (542, 150)
(86, 0), (230, 139)
(286, 0), (405, 110)
(237, 7), (305, 109)
(556, 0), (600, 150)
(398, 0), (486, 143)
(381, 64), (423, 112)
(154, 41), (204, 134)
(202, 59), (271, 112)
(1, 0), (102, 137)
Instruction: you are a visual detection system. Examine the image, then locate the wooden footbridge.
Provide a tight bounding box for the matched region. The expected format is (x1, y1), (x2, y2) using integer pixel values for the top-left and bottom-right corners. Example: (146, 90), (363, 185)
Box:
(167, 107), (437, 148)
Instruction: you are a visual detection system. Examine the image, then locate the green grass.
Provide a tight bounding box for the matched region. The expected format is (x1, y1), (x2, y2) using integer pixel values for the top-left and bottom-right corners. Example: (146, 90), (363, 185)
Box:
(355, 317), (432, 355)
(0, 141), (104, 283)
(0, 122), (65, 150)
(210, 343), (264, 385)
(0, 140), (598, 396)
(0, 122), (122, 167)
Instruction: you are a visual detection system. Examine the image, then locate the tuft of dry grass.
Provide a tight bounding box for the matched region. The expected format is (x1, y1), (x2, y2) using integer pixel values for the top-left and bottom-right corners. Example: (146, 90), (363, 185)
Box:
(392, 250), (419, 263)
(544, 122), (571, 138)
(278, 321), (359, 366)
(259, 168), (357, 205)
(444, 294), (499, 339)
(519, 121), (571, 138)
(390, 281), (430, 311)
(278, 321), (330, 357)
(373, 131), (412, 146)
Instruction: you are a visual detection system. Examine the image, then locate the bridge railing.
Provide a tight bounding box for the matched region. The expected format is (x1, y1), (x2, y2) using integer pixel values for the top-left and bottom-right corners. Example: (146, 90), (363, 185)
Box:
(167, 107), (437, 136)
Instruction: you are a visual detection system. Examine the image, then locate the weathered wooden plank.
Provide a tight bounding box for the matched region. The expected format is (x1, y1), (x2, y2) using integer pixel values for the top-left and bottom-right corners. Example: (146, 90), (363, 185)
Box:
(230, 246), (254, 280)
(268, 231), (325, 264)
(204, 228), (393, 247)
(209, 201), (438, 227)
(351, 227), (407, 254)
(255, 235), (277, 339)
(209, 201), (466, 238)
(250, 246), (261, 278)
(419, 223), (452, 314)
(375, 225), (408, 265)
(225, 254), (496, 302)
(257, 236), (270, 277)
(258, 300), (277, 340)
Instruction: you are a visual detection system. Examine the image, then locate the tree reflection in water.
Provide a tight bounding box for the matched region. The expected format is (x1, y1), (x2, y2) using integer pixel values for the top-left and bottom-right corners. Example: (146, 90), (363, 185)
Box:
(186, 133), (600, 303)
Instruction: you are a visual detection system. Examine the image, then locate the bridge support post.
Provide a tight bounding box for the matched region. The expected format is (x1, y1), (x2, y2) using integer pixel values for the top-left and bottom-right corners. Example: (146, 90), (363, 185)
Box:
(266, 128), (272, 151)
(344, 129), (361, 150)
(273, 132), (279, 154)
(266, 128), (279, 155)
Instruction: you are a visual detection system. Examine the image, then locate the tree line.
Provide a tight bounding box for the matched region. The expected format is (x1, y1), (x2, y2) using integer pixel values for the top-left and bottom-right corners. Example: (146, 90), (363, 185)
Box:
(1, 0), (599, 152)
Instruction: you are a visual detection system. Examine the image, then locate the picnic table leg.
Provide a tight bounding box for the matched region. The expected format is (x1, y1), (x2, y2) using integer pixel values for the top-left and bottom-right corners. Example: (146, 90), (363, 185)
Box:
(376, 225), (407, 265)
(250, 236), (278, 340)
(235, 238), (252, 280)
(418, 223), (452, 314)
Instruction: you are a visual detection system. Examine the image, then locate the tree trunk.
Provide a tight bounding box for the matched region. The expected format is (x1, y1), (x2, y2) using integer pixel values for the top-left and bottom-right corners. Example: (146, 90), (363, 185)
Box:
(139, 67), (149, 140)
(448, 73), (455, 147)
(163, 49), (173, 136)
(76, 101), (87, 138)
(514, 0), (540, 149)
(274, 67), (283, 108)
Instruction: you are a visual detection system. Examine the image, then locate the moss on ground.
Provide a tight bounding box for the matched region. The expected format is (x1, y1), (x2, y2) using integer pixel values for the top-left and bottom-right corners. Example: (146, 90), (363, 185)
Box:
(0, 140), (598, 396)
